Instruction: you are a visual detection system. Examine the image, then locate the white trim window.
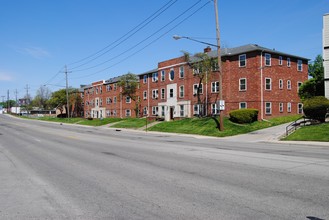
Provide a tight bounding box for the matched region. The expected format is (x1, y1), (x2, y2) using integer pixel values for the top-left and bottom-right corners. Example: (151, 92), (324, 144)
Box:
(239, 102), (247, 109)
(113, 110), (117, 116)
(161, 106), (165, 117)
(126, 96), (131, 103)
(239, 54), (246, 67)
(143, 75), (147, 84)
(297, 82), (302, 92)
(265, 53), (271, 66)
(193, 84), (203, 95)
(179, 85), (184, 98)
(265, 102), (272, 115)
(265, 78), (272, 90)
(179, 66), (184, 78)
(106, 97), (112, 104)
(113, 96), (117, 104)
(143, 107), (148, 116)
(161, 70), (165, 81)
(99, 99), (103, 106)
(106, 85), (111, 92)
(179, 105), (185, 117)
(287, 80), (291, 90)
(211, 81), (219, 93)
(279, 102), (284, 113)
(287, 57), (291, 67)
(113, 83), (117, 91)
(125, 109), (131, 117)
(239, 78), (247, 91)
(211, 103), (219, 115)
(279, 79), (283, 89)
(298, 103), (303, 114)
(297, 60), (303, 71)
(152, 106), (158, 116)
(152, 89), (159, 99)
(287, 102), (292, 113)
(169, 69), (175, 81)
(161, 88), (165, 99)
(169, 88), (174, 98)
(106, 110), (111, 117)
(152, 72), (158, 82)
(279, 56), (283, 65)
(143, 91), (147, 100)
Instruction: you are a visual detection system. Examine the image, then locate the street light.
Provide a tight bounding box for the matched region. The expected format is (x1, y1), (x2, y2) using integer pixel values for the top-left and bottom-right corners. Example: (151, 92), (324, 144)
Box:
(173, 1), (224, 131)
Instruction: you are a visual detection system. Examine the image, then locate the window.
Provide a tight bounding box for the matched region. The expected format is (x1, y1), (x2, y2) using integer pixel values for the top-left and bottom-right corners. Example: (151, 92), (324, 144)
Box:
(113, 110), (117, 116)
(265, 53), (271, 66)
(169, 69), (175, 81)
(126, 96), (131, 103)
(298, 103), (303, 114)
(287, 58), (291, 67)
(143, 107), (148, 116)
(265, 102), (272, 115)
(96, 98), (99, 107)
(279, 79), (283, 89)
(152, 89), (159, 99)
(152, 106), (158, 116)
(239, 78), (247, 91)
(279, 56), (283, 65)
(179, 105), (185, 117)
(239, 54), (246, 67)
(113, 96), (117, 103)
(193, 84), (203, 95)
(100, 87), (102, 94)
(193, 104), (202, 115)
(106, 97), (111, 104)
(113, 83), (117, 91)
(152, 72), (158, 82)
(169, 89), (174, 98)
(143, 91), (147, 100)
(211, 103), (219, 115)
(106, 85), (111, 92)
(179, 66), (184, 78)
(297, 82), (302, 91)
(279, 103), (283, 113)
(239, 102), (247, 109)
(265, 78), (272, 90)
(96, 87), (99, 94)
(143, 75), (147, 83)
(211, 81), (219, 93)
(161, 106), (165, 117)
(161, 70), (165, 81)
(287, 102), (292, 113)
(99, 99), (103, 106)
(297, 60), (303, 71)
(125, 109), (131, 117)
(179, 86), (184, 98)
(161, 88), (165, 99)
(106, 110), (111, 117)
(287, 80), (291, 90)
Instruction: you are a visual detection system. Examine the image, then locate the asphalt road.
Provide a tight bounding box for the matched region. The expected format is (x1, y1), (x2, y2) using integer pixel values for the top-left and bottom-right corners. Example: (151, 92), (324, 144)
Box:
(0, 114), (328, 220)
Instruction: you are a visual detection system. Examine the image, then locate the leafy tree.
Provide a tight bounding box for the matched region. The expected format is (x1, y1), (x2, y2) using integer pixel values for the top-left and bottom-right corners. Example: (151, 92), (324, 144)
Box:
(184, 51), (217, 116)
(32, 86), (52, 109)
(118, 72), (140, 117)
(47, 89), (67, 116)
(299, 55), (324, 99)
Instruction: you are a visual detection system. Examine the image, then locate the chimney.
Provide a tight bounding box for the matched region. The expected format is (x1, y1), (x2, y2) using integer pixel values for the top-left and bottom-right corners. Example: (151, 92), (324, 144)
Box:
(204, 46), (211, 53)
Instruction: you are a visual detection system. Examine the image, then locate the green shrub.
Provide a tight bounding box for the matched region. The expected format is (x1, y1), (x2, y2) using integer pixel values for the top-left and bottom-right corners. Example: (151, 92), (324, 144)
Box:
(303, 96), (329, 122)
(229, 108), (259, 124)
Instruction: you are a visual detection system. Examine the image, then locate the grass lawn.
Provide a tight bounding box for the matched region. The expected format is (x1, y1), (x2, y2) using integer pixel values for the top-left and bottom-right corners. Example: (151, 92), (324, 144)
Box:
(147, 115), (301, 137)
(111, 118), (151, 129)
(282, 122), (329, 142)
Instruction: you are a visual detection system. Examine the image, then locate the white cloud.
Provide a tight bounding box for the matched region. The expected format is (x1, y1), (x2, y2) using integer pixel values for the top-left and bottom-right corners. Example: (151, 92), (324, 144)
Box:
(22, 46), (51, 59)
(0, 72), (13, 81)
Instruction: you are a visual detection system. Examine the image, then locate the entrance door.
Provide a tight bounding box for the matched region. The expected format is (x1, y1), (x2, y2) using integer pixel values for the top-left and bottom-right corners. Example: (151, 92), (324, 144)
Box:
(170, 107), (174, 120)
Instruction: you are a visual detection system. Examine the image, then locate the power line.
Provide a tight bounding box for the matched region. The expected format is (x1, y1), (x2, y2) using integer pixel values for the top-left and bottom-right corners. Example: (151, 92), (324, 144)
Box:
(68, 0), (178, 70)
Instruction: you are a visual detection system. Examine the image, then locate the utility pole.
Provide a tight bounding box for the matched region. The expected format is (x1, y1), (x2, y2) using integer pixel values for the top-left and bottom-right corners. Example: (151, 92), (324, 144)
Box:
(7, 90), (10, 113)
(14, 89), (18, 114)
(214, 0), (224, 131)
(65, 65), (71, 118)
(25, 84), (30, 115)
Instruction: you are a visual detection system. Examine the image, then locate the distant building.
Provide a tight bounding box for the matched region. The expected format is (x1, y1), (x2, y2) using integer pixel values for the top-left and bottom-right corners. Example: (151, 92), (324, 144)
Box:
(324, 13), (329, 99)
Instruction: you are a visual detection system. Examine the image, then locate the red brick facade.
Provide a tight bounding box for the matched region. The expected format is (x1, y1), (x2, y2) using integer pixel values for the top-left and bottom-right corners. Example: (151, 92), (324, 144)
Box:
(83, 44), (308, 121)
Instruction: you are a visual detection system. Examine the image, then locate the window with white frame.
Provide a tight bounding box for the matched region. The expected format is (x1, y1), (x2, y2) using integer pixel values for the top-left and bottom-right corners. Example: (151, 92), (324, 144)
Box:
(211, 81), (219, 93)
(113, 83), (117, 91)
(125, 109), (131, 117)
(287, 102), (291, 113)
(106, 110), (111, 117)
(193, 104), (201, 115)
(126, 96), (131, 103)
(179, 105), (185, 117)
(100, 99), (103, 106)
(211, 103), (219, 115)
(287, 80), (291, 90)
(298, 103), (303, 114)
(297, 82), (302, 92)
(279, 56), (283, 65)
(265, 102), (272, 115)
(239, 54), (246, 67)
(152, 89), (158, 99)
(143, 107), (148, 116)
(279, 102), (283, 113)
(169, 89), (174, 98)
(287, 57), (291, 67)
(100, 86), (102, 94)
(239, 102), (247, 109)
(169, 69), (175, 81)
(193, 84), (203, 95)
(265, 53), (271, 66)
(161, 70), (165, 81)
(265, 78), (272, 90)
(279, 79), (283, 89)
(161, 106), (165, 117)
(152, 72), (158, 82)
(179, 66), (184, 78)
(239, 78), (247, 91)
(113, 96), (117, 103)
(143, 75), (147, 84)
(113, 110), (117, 116)
(106, 85), (111, 92)
(152, 106), (158, 116)
(143, 91), (147, 100)
(96, 87), (99, 94)
(297, 60), (303, 71)
(179, 86), (184, 98)
(96, 98), (99, 107)
(161, 88), (165, 99)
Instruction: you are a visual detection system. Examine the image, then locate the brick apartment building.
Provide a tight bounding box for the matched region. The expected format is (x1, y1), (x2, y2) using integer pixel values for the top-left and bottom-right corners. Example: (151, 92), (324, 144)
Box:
(83, 44), (308, 121)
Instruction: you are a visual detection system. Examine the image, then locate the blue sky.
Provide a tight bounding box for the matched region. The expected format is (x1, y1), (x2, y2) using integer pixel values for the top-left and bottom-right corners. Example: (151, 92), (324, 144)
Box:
(0, 0), (328, 100)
